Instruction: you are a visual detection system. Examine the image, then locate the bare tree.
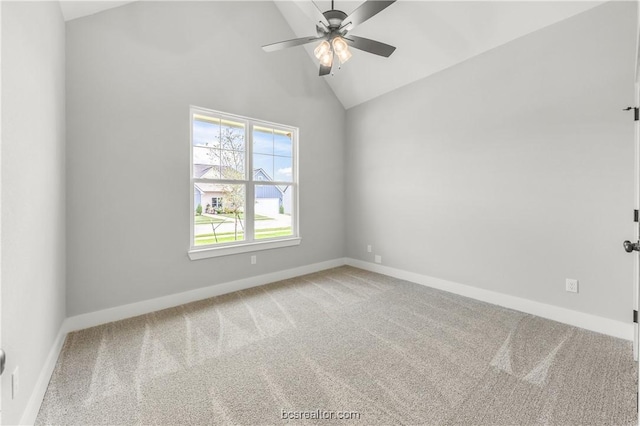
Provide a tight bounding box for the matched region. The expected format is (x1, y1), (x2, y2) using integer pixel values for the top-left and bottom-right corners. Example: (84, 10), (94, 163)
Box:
(207, 127), (246, 240)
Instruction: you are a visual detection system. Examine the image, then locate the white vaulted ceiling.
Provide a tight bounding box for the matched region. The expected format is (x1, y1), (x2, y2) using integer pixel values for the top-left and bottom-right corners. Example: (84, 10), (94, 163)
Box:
(59, 0), (136, 21)
(274, 1), (605, 108)
(59, 1), (605, 109)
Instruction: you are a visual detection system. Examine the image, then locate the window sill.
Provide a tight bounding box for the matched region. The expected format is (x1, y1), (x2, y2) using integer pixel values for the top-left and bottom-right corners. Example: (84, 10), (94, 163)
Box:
(188, 237), (301, 260)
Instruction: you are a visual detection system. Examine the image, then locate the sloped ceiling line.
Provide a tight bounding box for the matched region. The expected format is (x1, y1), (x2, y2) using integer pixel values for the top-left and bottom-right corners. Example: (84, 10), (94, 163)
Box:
(60, 0), (604, 109)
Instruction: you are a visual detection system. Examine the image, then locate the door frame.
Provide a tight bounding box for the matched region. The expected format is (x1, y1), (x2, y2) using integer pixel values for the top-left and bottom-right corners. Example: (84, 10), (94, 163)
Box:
(631, 0), (640, 362)
(634, 83), (639, 362)
(634, 2), (639, 423)
(0, 1), (3, 423)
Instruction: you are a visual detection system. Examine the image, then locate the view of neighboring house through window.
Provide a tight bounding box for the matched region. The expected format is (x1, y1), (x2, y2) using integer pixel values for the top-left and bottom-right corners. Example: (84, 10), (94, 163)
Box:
(209, 197), (222, 212)
(191, 107), (297, 251)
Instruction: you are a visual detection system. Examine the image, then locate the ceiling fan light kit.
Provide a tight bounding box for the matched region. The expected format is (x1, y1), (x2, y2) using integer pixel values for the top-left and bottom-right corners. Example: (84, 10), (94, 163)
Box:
(332, 37), (352, 64)
(320, 50), (334, 67)
(314, 40), (332, 62)
(262, 0), (397, 76)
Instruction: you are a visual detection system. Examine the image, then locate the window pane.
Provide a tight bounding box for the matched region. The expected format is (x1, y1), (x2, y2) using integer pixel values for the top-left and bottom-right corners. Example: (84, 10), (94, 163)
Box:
(274, 156), (293, 182)
(253, 126), (273, 155)
(254, 185), (292, 240)
(194, 184), (245, 246)
(193, 116), (221, 147)
(274, 130), (292, 157)
(203, 120), (245, 180)
(195, 165), (221, 179)
(201, 148), (245, 180)
(253, 154), (274, 179)
(193, 116), (245, 179)
(220, 149), (245, 179)
(193, 119), (221, 177)
(219, 119), (245, 151)
(253, 126), (292, 182)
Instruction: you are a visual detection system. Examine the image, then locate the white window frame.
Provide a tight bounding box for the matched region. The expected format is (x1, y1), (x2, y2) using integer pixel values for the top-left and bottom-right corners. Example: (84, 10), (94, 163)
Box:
(188, 106), (300, 260)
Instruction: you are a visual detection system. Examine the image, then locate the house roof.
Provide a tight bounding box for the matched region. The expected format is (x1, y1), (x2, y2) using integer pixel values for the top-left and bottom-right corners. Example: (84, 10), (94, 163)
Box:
(194, 182), (225, 194)
(194, 166), (286, 195)
(194, 164), (212, 178)
(253, 168), (273, 182)
(194, 164), (245, 180)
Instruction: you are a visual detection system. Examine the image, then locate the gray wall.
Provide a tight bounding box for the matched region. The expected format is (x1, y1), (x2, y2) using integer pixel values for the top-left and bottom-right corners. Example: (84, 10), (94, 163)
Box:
(346, 1), (636, 323)
(66, 1), (346, 316)
(1, 2), (66, 424)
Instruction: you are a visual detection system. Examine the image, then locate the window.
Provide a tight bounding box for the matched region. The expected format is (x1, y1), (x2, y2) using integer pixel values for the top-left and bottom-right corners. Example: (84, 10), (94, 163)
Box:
(189, 106), (299, 259)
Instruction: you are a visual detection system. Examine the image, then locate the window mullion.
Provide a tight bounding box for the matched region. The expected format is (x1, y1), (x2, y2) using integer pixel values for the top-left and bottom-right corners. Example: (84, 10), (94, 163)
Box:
(245, 122), (255, 242)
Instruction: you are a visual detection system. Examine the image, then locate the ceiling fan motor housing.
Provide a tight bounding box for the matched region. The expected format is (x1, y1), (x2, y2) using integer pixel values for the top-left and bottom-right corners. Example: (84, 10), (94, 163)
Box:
(323, 10), (348, 30)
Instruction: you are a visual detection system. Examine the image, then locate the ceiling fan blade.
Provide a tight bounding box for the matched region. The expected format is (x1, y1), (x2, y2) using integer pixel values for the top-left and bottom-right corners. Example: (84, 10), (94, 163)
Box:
(319, 63), (332, 76)
(295, 0), (330, 28)
(262, 36), (324, 52)
(316, 24), (328, 37)
(344, 35), (396, 57)
(339, 0), (396, 33)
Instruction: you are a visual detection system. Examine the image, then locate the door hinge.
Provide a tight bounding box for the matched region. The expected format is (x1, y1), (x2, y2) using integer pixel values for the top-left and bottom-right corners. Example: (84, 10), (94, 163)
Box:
(624, 106), (639, 121)
(634, 310), (638, 323)
(634, 210), (638, 222)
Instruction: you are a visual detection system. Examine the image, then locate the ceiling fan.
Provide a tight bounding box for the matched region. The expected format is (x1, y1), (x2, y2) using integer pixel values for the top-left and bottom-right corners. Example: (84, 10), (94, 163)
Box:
(262, 0), (397, 76)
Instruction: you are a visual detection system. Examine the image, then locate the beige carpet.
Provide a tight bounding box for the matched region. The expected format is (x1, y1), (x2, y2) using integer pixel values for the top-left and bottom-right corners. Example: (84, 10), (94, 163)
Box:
(36, 266), (637, 425)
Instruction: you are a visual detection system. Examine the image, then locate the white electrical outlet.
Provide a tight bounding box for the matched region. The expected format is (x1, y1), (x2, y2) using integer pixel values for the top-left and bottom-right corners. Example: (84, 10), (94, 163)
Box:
(375, 255), (382, 264)
(11, 367), (19, 400)
(251, 255), (257, 265)
(566, 278), (579, 293)
(367, 245), (372, 253)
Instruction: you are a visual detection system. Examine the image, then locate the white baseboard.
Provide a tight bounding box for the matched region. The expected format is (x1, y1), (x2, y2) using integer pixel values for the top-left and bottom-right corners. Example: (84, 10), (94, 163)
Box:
(58, 257), (634, 341)
(345, 258), (633, 341)
(63, 258), (348, 333)
(19, 326), (67, 425)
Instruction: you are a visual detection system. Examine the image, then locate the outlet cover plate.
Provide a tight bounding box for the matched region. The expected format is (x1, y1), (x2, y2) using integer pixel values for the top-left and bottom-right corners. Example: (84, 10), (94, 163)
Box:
(566, 278), (579, 293)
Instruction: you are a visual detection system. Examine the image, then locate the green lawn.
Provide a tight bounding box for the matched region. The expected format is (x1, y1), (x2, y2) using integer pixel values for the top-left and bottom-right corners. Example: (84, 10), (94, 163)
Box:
(195, 213), (272, 225)
(255, 227), (293, 239)
(195, 229), (247, 239)
(194, 226), (292, 245)
(217, 213), (272, 221)
(194, 215), (226, 224)
(194, 232), (245, 245)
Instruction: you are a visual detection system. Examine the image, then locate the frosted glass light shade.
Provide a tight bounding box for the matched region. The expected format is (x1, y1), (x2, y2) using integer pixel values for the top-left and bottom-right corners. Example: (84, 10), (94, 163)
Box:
(332, 37), (352, 64)
(314, 40), (331, 59)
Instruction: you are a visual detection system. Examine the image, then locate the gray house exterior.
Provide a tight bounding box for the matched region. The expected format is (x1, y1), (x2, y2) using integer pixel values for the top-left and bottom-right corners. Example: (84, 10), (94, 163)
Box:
(194, 167), (291, 216)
